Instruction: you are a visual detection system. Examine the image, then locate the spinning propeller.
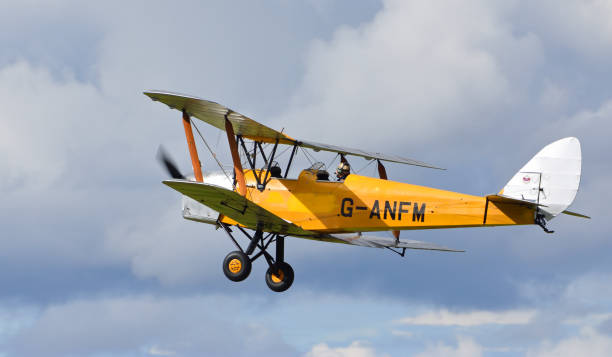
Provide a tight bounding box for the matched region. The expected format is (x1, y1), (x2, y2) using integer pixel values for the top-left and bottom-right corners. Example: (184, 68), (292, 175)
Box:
(157, 146), (185, 180)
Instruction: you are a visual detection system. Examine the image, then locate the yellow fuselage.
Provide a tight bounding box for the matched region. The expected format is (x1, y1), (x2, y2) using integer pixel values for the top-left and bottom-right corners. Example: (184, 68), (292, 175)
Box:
(221, 170), (535, 233)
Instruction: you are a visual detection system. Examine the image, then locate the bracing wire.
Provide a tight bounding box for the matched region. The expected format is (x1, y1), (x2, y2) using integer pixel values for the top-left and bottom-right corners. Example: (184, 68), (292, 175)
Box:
(355, 159), (376, 174)
(326, 153), (339, 171)
(273, 145), (292, 162)
(305, 147), (320, 164)
(299, 146), (314, 165)
(214, 130), (222, 149)
(191, 121), (233, 183)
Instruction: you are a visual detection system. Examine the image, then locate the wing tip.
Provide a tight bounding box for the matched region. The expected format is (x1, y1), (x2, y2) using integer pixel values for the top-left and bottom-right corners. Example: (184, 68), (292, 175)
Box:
(408, 160), (445, 170)
(143, 90), (206, 102)
(420, 246), (465, 253)
(162, 178), (197, 188)
(427, 164), (446, 171)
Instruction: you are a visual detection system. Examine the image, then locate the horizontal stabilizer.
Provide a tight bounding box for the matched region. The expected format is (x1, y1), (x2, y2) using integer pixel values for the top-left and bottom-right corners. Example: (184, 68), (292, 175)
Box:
(163, 180), (315, 236)
(561, 210), (591, 219)
(486, 194), (547, 208)
(329, 233), (463, 252)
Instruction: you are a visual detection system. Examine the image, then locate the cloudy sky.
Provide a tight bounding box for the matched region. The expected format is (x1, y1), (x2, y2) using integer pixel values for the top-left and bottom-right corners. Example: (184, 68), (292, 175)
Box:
(1, 0), (611, 356)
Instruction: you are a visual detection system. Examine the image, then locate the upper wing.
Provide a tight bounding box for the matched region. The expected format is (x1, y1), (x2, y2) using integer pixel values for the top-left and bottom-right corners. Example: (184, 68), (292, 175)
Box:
(299, 140), (442, 168)
(329, 233), (463, 252)
(145, 91), (295, 144)
(145, 90), (442, 169)
(163, 179), (315, 236)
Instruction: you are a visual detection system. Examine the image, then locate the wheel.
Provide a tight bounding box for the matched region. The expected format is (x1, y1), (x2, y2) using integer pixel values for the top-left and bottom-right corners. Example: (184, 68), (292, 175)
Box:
(222, 251), (251, 282)
(265, 262), (294, 292)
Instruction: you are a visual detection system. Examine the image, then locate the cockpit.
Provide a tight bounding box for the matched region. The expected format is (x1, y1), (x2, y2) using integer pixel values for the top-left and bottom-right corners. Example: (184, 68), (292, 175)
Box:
(302, 162), (331, 181)
(295, 159), (353, 182)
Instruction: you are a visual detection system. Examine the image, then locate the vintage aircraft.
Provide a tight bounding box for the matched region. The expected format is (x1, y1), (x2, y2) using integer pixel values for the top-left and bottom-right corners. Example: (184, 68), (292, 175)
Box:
(145, 90), (589, 292)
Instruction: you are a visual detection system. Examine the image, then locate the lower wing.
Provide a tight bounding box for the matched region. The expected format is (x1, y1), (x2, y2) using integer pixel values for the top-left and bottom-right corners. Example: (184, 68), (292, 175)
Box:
(328, 233), (463, 252)
(163, 180), (314, 236)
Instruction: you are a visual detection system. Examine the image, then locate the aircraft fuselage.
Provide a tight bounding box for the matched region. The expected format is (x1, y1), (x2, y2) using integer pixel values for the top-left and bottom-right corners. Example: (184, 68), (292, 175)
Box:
(222, 169), (535, 233)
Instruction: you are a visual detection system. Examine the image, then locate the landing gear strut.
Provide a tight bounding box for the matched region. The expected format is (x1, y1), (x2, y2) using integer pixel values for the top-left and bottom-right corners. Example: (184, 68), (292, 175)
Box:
(219, 223), (294, 292)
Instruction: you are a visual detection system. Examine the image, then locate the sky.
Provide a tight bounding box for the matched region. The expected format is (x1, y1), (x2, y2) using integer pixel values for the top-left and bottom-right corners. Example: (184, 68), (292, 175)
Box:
(0, 0), (611, 356)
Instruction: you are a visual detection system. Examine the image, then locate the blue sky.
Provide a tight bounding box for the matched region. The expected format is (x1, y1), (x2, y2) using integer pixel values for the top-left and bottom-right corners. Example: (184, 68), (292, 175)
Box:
(1, 0), (611, 356)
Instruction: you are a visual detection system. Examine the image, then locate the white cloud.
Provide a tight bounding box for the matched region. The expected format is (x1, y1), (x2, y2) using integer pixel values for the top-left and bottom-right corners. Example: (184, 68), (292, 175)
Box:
(390, 329), (413, 338)
(280, 0), (544, 156)
(414, 337), (483, 357)
(397, 308), (536, 327)
(0, 0), (350, 286)
(518, 0), (612, 60)
(0, 304), (39, 342)
(304, 341), (384, 357)
(147, 346), (176, 356)
(563, 313), (612, 327)
(103, 205), (230, 286)
(0, 61), (105, 189)
(554, 99), (612, 164)
(563, 272), (612, 307)
(4, 294), (295, 357)
(527, 328), (612, 357)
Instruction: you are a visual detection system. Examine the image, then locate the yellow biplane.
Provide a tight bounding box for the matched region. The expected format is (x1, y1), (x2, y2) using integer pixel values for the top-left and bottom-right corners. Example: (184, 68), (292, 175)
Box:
(145, 91), (589, 292)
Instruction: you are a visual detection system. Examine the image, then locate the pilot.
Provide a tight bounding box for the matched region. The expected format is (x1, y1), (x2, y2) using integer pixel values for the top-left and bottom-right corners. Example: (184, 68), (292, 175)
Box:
(269, 164), (282, 178)
(335, 161), (351, 180)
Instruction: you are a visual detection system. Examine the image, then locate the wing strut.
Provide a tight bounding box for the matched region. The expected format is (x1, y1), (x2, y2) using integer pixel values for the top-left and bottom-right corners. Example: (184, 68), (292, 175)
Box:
(284, 144), (298, 178)
(377, 160), (401, 244)
(225, 113), (247, 196)
(236, 136), (282, 191)
(182, 110), (203, 182)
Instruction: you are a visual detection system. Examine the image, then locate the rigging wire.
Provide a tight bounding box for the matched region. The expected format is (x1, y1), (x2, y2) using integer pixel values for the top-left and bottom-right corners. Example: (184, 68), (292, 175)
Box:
(326, 153), (340, 171)
(191, 120), (233, 183)
(299, 146), (314, 165)
(214, 129), (222, 149)
(304, 146), (320, 164)
(272, 144), (292, 162)
(355, 159), (376, 174)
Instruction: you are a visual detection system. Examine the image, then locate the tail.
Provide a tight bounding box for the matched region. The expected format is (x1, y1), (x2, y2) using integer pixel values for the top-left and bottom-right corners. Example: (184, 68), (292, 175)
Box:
(499, 137), (582, 220)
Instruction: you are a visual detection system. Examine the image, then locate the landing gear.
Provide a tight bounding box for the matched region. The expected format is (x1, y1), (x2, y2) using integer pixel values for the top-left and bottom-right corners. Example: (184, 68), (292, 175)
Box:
(222, 251), (251, 281)
(265, 262), (294, 292)
(219, 223), (294, 292)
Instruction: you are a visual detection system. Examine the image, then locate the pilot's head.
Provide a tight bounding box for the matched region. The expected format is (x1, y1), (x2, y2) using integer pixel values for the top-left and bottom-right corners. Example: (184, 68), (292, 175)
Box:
(336, 162), (350, 180)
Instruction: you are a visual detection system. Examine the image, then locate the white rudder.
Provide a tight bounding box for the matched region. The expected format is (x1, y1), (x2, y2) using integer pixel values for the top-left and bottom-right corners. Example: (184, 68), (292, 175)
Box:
(500, 137), (582, 220)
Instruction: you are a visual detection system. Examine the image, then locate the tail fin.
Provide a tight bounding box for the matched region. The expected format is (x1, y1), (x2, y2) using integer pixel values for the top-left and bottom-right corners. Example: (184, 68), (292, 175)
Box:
(499, 137), (582, 220)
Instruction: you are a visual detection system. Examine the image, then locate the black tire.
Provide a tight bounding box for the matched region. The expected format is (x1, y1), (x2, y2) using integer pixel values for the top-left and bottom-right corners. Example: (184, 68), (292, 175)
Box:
(265, 262), (294, 292)
(222, 251), (251, 282)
